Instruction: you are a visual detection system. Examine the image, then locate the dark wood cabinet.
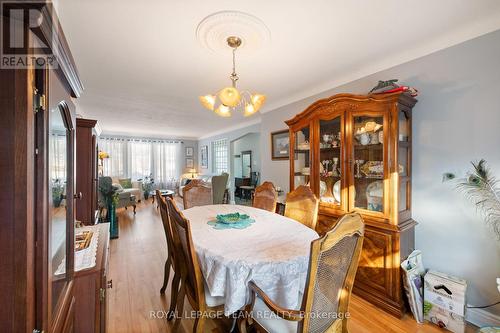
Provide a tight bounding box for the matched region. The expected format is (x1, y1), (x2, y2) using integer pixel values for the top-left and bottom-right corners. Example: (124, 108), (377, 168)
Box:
(286, 92), (417, 317)
(76, 118), (100, 225)
(0, 3), (84, 333)
(74, 223), (110, 333)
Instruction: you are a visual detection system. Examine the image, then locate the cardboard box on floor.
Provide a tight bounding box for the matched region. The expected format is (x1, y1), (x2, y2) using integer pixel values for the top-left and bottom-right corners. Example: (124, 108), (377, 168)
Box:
(424, 270), (467, 333)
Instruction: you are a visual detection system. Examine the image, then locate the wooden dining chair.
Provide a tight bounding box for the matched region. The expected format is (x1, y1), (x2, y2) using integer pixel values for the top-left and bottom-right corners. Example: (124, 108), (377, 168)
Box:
(165, 197), (225, 333)
(284, 185), (319, 230)
(183, 180), (212, 209)
(252, 181), (277, 212)
(157, 192), (181, 321)
(240, 212), (365, 333)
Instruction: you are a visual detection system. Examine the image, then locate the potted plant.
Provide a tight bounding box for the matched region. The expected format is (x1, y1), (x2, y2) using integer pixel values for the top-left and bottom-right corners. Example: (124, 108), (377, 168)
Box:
(140, 174), (155, 200)
(51, 178), (64, 207)
(98, 177), (120, 238)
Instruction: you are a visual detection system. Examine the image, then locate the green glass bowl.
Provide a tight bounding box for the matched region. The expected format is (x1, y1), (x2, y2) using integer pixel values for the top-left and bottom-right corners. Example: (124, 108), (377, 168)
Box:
(216, 212), (250, 224)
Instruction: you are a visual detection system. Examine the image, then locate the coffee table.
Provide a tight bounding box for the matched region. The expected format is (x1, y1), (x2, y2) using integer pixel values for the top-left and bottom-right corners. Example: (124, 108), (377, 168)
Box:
(150, 189), (175, 205)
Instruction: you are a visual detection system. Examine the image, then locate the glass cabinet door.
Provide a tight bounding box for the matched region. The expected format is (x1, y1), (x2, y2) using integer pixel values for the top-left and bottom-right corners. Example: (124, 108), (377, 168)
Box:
(48, 103), (73, 317)
(398, 109), (411, 213)
(351, 114), (386, 214)
(318, 116), (342, 206)
(292, 125), (311, 190)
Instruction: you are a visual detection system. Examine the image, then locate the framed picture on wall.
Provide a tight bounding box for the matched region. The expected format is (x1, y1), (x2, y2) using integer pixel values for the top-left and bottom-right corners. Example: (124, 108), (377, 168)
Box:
(185, 147), (193, 157)
(186, 158), (194, 168)
(271, 129), (291, 160)
(200, 145), (208, 169)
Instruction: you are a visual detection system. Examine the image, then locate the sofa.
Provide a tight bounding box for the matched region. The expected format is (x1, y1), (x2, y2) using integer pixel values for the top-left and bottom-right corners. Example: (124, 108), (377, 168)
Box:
(111, 177), (143, 201)
(178, 174), (212, 198)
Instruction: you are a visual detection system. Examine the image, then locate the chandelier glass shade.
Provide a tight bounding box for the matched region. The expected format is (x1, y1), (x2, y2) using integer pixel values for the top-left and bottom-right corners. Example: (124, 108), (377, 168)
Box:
(199, 36), (266, 117)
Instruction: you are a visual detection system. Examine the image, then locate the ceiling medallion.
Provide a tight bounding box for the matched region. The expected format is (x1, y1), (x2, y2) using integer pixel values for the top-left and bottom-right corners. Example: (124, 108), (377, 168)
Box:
(196, 10), (271, 54)
(199, 36), (266, 117)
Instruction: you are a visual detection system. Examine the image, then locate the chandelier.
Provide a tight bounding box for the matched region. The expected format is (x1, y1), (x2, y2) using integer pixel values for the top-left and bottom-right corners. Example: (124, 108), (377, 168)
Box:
(199, 36), (266, 117)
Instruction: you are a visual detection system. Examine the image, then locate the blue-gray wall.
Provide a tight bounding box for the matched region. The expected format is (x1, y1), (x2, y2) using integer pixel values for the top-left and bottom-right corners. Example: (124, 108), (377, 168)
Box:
(200, 30), (500, 324)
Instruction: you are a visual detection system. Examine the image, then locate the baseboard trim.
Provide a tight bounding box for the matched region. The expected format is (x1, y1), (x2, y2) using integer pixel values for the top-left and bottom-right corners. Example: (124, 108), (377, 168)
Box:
(466, 307), (500, 328)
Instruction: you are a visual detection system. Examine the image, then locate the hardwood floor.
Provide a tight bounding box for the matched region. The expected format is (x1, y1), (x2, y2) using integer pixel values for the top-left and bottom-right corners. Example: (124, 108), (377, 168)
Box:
(107, 200), (476, 333)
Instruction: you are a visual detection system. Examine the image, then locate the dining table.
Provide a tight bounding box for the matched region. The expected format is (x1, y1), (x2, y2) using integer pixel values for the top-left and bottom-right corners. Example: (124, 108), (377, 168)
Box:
(182, 204), (319, 316)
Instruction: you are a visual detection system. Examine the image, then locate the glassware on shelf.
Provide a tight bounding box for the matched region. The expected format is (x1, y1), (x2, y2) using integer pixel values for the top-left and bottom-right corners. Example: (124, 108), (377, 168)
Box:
(355, 159), (365, 178)
(322, 159), (330, 175)
(332, 157), (339, 177)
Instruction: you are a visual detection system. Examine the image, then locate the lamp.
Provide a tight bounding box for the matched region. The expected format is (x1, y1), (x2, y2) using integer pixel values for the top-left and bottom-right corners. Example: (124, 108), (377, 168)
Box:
(98, 151), (109, 160)
(199, 36), (266, 117)
(186, 168), (197, 179)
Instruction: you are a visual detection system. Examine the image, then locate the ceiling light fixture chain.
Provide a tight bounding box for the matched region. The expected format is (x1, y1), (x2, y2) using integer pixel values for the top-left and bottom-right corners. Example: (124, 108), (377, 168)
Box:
(230, 46), (239, 88)
(199, 35), (266, 117)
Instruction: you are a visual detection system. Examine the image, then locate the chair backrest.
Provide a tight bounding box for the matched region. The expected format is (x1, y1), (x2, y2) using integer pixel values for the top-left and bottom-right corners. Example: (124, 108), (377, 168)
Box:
(284, 185), (319, 230)
(252, 181), (277, 212)
(299, 213), (364, 333)
(157, 191), (176, 264)
(211, 172), (229, 204)
(182, 180), (212, 209)
(165, 197), (206, 306)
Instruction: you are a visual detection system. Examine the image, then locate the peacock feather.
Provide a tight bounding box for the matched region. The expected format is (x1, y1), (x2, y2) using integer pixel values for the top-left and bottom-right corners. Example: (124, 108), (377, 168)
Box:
(455, 160), (500, 239)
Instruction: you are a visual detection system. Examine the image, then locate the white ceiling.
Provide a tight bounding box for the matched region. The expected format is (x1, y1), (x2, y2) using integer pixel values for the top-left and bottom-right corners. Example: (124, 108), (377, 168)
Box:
(56, 0), (500, 139)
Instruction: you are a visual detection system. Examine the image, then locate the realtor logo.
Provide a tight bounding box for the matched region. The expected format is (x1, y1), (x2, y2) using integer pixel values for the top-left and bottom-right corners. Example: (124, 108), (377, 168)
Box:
(1, 1), (57, 68)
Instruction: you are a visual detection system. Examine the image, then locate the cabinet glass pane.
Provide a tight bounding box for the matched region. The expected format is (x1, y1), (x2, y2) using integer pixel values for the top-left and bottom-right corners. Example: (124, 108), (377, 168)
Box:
(319, 117), (341, 204)
(399, 110), (410, 142)
(294, 126), (310, 189)
(353, 116), (384, 212)
(399, 180), (408, 212)
(399, 146), (408, 177)
(49, 106), (68, 309)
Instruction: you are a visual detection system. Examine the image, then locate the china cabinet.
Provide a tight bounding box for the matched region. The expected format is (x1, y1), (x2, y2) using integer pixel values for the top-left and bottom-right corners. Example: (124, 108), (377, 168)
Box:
(0, 3), (83, 332)
(286, 92), (417, 317)
(76, 118), (101, 225)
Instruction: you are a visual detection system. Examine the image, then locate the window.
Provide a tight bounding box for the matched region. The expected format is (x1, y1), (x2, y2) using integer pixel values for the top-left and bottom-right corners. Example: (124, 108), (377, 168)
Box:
(212, 138), (228, 174)
(100, 139), (126, 177)
(99, 137), (183, 188)
(128, 140), (152, 180)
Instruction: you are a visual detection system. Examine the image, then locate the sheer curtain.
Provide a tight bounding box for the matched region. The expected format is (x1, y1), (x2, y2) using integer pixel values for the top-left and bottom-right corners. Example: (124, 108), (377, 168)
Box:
(100, 138), (127, 177)
(127, 140), (152, 180)
(99, 137), (182, 185)
(50, 133), (66, 180)
(153, 141), (182, 188)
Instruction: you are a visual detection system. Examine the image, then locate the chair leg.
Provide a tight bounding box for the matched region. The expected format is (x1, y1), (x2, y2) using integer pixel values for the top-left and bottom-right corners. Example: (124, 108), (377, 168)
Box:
(167, 271), (181, 321)
(172, 282), (185, 331)
(133, 205), (136, 214)
(238, 316), (249, 333)
(194, 316), (205, 333)
(160, 256), (171, 294)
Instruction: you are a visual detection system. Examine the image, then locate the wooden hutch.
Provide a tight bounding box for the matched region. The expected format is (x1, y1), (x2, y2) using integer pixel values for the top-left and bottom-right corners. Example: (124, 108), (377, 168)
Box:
(286, 92), (417, 317)
(76, 118), (101, 225)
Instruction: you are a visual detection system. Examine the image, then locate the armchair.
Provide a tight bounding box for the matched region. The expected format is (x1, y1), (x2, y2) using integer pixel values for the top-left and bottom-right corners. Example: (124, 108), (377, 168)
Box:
(99, 176), (137, 215)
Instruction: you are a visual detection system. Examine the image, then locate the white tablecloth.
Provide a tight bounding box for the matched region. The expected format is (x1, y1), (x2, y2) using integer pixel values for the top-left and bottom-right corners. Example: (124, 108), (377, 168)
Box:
(182, 204), (319, 315)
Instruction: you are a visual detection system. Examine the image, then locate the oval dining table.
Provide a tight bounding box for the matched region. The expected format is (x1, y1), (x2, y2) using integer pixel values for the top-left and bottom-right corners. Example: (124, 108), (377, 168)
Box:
(182, 204), (319, 316)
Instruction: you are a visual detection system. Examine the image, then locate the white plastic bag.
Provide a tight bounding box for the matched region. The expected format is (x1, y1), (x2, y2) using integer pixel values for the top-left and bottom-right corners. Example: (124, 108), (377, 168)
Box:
(401, 250), (425, 323)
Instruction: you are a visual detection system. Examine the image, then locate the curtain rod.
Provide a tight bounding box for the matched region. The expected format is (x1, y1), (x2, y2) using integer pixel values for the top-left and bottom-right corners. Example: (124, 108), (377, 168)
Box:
(100, 136), (184, 144)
